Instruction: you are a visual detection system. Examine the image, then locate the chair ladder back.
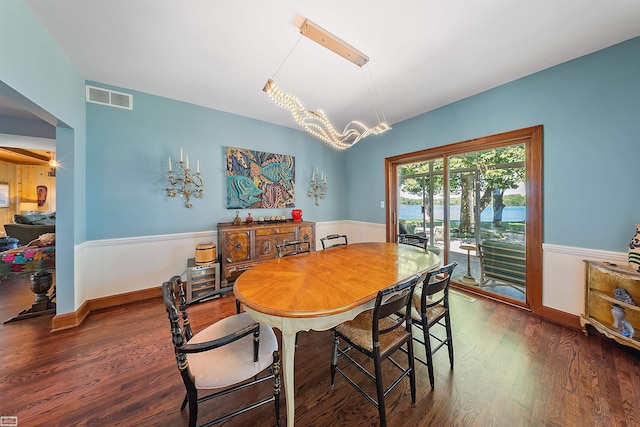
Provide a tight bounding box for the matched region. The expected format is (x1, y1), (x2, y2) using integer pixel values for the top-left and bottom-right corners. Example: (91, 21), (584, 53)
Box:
(375, 273), (424, 336)
(162, 277), (191, 366)
(421, 263), (457, 316)
(321, 234), (348, 249)
(276, 240), (311, 257)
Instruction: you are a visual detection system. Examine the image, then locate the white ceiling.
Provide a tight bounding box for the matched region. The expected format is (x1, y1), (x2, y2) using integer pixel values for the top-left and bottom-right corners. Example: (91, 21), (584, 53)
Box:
(20, 1), (640, 131)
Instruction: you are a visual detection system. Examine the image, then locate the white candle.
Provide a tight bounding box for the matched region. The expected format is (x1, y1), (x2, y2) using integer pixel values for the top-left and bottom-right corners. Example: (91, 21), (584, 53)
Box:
(180, 148), (183, 162)
(168, 157), (172, 172)
(186, 155), (190, 170)
(197, 160), (200, 174)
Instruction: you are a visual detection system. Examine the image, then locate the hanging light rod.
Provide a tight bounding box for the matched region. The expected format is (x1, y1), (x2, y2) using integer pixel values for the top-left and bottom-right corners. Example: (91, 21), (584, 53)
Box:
(299, 18), (369, 67)
(263, 17), (390, 149)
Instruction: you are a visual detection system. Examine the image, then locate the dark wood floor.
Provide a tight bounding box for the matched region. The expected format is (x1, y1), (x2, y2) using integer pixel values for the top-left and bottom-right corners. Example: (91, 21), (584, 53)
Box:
(2, 276), (640, 427)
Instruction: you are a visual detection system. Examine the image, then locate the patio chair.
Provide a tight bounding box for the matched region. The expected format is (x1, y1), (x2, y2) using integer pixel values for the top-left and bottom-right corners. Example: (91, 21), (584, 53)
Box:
(397, 233), (428, 250)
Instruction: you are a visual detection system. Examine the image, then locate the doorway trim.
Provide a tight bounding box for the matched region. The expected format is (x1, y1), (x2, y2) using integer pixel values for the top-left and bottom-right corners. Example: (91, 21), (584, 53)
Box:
(385, 125), (543, 315)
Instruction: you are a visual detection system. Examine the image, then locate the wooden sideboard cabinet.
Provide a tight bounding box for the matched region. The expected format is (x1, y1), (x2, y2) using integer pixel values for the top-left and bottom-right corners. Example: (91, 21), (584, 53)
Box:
(581, 260), (640, 351)
(217, 221), (316, 286)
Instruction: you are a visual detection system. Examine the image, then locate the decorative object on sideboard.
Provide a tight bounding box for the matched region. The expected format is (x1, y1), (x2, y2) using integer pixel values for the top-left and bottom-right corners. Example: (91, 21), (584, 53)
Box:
(166, 148), (203, 208)
(232, 211), (242, 226)
(245, 213), (253, 224)
(263, 18), (390, 149)
(291, 209), (303, 222)
(628, 224), (640, 272)
(613, 287), (637, 335)
(257, 216), (287, 223)
(620, 320), (635, 338)
(307, 166), (327, 206)
(611, 305), (625, 328)
(614, 287), (637, 305)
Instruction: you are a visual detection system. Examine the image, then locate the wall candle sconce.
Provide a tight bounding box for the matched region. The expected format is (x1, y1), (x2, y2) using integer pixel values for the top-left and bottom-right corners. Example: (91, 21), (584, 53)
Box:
(166, 148), (204, 208)
(307, 165), (327, 206)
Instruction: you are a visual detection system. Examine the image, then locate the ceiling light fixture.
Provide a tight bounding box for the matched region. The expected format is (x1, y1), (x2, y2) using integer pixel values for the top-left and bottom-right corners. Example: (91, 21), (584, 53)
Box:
(48, 152), (57, 177)
(263, 18), (390, 150)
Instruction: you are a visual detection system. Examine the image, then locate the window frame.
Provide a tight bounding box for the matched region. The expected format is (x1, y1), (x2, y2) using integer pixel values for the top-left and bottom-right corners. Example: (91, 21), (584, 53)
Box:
(385, 125), (543, 314)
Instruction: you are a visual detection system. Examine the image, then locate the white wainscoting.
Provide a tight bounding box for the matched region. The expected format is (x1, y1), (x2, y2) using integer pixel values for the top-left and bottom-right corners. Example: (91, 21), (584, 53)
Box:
(74, 221), (627, 317)
(542, 243), (627, 315)
(78, 231), (216, 303)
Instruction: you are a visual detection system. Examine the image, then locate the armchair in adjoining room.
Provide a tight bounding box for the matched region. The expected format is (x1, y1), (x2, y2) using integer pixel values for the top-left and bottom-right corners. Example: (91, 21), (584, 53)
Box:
(4, 212), (56, 246)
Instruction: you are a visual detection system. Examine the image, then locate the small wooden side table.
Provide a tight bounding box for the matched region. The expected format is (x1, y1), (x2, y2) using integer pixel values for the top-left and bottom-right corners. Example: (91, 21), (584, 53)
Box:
(185, 258), (220, 301)
(459, 243), (479, 285)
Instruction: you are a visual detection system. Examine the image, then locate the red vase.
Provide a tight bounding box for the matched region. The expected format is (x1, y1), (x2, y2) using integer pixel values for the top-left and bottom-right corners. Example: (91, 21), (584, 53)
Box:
(291, 209), (303, 222)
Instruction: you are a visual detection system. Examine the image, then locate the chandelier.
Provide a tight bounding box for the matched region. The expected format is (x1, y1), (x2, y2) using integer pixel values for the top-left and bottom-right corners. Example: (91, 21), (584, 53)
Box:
(263, 18), (390, 150)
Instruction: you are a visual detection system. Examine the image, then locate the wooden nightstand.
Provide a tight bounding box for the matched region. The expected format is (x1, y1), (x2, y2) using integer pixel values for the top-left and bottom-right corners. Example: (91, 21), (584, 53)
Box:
(581, 260), (640, 351)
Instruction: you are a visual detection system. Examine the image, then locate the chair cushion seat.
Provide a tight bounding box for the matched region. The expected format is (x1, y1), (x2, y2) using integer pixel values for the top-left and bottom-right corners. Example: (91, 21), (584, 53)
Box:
(187, 312), (278, 389)
(336, 311), (409, 353)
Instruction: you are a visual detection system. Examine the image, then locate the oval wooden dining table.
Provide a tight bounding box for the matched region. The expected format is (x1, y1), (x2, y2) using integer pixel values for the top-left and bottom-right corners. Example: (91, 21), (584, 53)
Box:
(234, 241), (440, 426)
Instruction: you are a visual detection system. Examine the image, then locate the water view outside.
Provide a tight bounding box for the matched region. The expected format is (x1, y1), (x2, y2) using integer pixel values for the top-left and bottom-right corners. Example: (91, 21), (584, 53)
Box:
(399, 205), (525, 223)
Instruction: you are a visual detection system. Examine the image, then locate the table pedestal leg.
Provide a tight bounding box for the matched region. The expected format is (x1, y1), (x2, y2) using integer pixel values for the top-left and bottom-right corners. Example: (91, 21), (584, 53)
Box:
(281, 331), (297, 427)
(459, 245), (479, 285)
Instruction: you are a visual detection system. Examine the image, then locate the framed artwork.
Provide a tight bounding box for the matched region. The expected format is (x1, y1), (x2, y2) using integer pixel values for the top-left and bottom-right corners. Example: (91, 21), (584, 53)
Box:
(0, 183), (9, 208)
(37, 185), (48, 207)
(226, 147), (295, 209)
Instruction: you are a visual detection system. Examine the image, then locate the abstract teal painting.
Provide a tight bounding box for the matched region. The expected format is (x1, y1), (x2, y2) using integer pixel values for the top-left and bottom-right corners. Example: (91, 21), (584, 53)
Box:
(226, 147), (295, 209)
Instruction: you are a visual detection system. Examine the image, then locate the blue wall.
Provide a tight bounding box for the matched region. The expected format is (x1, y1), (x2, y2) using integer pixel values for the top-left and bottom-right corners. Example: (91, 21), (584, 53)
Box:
(86, 84), (347, 239)
(346, 37), (640, 252)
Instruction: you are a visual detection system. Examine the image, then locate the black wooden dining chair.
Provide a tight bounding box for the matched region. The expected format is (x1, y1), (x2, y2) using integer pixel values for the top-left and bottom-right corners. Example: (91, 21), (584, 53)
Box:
(408, 262), (457, 389)
(320, 234), (348, 249)
(330, 273), (425, 427)
(276, 240), (311, 257)
(162, 275), (281, 427)
(397, 233), (429, 250)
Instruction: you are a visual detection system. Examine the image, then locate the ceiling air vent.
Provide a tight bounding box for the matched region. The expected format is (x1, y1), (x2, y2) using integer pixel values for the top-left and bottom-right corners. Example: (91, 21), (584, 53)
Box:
(86, 85), (133, 110)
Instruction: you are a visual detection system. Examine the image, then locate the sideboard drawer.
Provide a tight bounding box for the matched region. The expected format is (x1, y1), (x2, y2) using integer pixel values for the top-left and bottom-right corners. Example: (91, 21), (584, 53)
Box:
(224, 231), (251, 262)
(256, 233), (295, 260)
(256, 226), (296, 236)
(223, 261), (260, 282)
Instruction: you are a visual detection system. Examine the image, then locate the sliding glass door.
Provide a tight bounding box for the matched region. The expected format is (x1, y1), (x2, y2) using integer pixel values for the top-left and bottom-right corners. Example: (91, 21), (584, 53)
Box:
(387, 126), (542, 313)
(446, 147), (526, 301)
(397, 159), (445, 253)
